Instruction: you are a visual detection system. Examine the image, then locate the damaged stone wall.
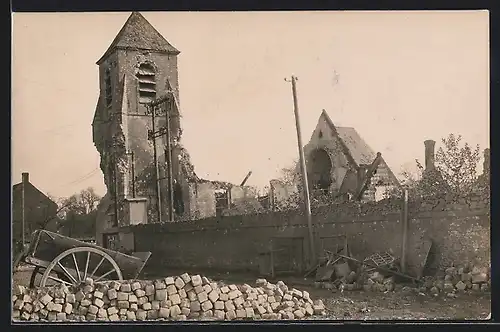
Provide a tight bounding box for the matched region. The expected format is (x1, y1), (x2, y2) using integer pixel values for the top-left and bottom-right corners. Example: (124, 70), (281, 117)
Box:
(269, 180), (300, 211)
(223, 186), (264, 216)
(132, 190), (490, 276)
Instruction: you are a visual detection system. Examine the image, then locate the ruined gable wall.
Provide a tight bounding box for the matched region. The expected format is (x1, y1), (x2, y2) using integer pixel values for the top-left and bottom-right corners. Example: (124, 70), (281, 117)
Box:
(304, 117), (354, 193)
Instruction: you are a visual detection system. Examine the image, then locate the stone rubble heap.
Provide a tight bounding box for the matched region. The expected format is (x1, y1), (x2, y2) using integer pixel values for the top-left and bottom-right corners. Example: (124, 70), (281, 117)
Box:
(315, 270), (395, 292)
(425, 266), (491, 295)
(12, 275), (327, 322)
(314, 264), (491, 295)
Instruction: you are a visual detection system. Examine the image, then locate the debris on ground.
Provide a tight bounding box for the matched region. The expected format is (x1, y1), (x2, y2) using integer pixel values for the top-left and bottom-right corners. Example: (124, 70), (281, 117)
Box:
(312, 261), (491, 297)
(11, 275), (327, 322)
(363, 252), (395, 272)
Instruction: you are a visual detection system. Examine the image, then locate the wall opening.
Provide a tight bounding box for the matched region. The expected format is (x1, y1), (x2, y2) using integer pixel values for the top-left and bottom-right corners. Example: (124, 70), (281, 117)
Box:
(215, 189), (230, 216)
(103, 233), (119, 250)
(173, 180), (185, 215)
(105, 68), (112, 108)
(137, 63), (156, 104)
(308, 148), (333, 195)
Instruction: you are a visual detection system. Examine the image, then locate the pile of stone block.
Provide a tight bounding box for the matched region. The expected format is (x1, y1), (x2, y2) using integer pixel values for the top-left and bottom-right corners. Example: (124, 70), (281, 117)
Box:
(12, 275), (327, 322)
(426, 266), (491, 295)
(314, 264), (491, 295)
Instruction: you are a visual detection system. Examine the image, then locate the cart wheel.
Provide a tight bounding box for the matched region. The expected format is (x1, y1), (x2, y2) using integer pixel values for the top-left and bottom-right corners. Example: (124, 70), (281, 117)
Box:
(40, 247), (123, 287)
(29, 267), (41, 288)
(30, 267), (67, 288)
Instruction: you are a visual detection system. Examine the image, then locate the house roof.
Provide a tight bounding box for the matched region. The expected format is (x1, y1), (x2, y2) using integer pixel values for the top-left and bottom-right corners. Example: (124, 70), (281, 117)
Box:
(97, 12), (180, 65)
(335, 126), (376, 166)
(319, 110), (399, 185)
(12, 182), (58, 210)
(320, 110), (376, 166)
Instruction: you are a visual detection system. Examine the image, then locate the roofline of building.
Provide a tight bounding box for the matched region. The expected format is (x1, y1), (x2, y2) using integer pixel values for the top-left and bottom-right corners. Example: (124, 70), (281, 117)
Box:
(320, 110), (360, 169)
(378, 154), (402, 187)
(12, 182), (58, 209)
(96, 46), (181, 65)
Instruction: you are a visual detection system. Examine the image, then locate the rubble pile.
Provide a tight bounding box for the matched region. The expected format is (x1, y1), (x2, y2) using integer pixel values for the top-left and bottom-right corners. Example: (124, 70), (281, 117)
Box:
(314, 264), (491, 295)
(425, 266), (491, 295)
(315, 270), (396, 293)
(12, 275), (327, 322)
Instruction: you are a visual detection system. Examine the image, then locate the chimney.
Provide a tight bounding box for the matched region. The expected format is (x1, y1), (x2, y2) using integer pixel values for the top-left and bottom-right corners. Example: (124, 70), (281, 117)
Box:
(22, 172), (29, 185)
(424, 140), (436, 170)
(483, 148), (490, 175)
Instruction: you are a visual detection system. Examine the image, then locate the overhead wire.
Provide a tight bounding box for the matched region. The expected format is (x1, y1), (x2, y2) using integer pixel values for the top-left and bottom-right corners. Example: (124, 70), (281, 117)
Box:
(61, 167), (100, 187)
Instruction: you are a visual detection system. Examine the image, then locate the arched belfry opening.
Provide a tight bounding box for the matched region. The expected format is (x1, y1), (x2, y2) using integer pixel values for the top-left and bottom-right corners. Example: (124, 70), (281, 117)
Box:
(307, 148), (333, 194)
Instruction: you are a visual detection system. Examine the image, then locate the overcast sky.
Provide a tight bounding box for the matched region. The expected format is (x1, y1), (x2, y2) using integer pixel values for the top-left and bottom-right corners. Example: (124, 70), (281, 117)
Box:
(12, 11), (489, 199)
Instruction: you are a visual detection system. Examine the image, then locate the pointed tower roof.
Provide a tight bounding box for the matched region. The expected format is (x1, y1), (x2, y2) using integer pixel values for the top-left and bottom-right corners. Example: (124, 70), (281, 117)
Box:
(97, 12), (180, 65)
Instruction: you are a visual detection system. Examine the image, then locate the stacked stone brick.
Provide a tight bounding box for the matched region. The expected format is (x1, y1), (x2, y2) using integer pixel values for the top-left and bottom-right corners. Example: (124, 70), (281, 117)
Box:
(12, 275), (326, 322)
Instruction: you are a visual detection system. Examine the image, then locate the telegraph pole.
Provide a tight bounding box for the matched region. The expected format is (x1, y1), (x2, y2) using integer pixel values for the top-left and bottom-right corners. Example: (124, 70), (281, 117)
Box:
(21, 172), (28, 249)
(110, 141), (119, 227)
(285, 75), (315, 265)
(147, 102), (163, 223)
(147, 94), (176, 223)
(131, 152), (136, 198)
(164, 103), (175, 222)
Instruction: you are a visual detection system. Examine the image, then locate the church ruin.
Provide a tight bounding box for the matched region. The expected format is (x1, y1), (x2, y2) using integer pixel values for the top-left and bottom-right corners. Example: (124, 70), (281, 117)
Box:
(91, 12), (232, 248)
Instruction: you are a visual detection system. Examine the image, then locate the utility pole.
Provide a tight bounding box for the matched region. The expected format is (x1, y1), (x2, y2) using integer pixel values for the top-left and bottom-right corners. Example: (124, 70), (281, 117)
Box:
(400, 188), (409, 273)
(147, 94), (176, 223)
(164, 96), (175, 222)
(131, 152), (136, 198)
(125, 151), (136, 198)
(110, 141), (119, 227)
(21, 172), (28, 249)
(147, 102), (163, 223)
(285, 75), (315, 266)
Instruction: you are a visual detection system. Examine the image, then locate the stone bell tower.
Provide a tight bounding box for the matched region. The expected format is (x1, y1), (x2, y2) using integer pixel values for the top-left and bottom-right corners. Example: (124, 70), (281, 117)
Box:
(92, 12), (197, 247)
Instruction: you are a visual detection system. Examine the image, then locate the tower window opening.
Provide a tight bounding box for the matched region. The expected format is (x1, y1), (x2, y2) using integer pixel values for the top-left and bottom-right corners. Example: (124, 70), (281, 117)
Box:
(105, 68), (112, 108)
(137, 63), (156, 104)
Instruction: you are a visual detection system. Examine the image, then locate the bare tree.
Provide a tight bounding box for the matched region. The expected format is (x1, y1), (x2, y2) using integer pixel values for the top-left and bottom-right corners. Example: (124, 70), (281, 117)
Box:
(78, 187), (101, 214)
(51, 188), (101, 237)
(59, 187), (102, 217)
(277, 159), (301, 186)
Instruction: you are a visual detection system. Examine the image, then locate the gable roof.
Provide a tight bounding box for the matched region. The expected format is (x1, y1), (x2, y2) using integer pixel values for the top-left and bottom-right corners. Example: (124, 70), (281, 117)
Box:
(12, 182), (58, 210)
(319, 110), (399, 185)
(320, 110), (376, 166)
(97, 12), (180, 65)
(335, 126), (376, 166)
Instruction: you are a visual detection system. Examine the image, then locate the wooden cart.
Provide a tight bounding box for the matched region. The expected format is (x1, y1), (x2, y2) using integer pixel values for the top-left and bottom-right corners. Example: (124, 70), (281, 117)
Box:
(13, 230), (151, 288)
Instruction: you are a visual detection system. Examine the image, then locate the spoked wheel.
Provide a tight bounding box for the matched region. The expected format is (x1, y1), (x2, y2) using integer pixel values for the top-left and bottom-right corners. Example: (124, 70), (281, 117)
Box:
(40, 247), (123, 287)
(30, 267), (69, 288)
(29, 267), (41, 288)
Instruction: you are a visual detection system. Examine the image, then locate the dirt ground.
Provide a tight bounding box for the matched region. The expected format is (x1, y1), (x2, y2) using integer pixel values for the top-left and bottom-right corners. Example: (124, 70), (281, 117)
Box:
(305, 287), (490, 320)
(12, 267), (491, 321)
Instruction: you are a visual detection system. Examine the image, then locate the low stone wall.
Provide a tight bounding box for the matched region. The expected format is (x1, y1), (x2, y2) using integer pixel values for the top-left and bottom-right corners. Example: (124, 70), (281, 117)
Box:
(11, 274), (326, 322)
(132, 191), (490, 278)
